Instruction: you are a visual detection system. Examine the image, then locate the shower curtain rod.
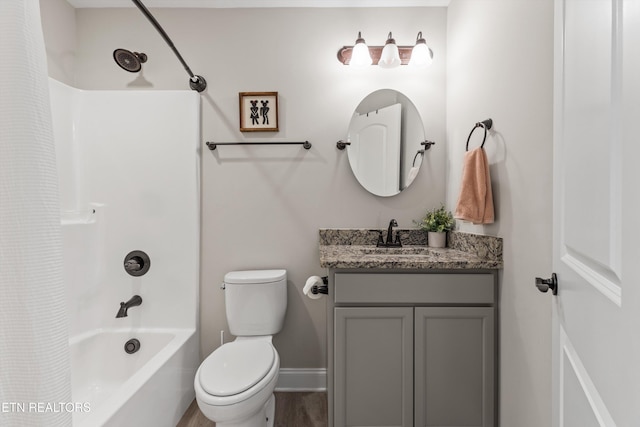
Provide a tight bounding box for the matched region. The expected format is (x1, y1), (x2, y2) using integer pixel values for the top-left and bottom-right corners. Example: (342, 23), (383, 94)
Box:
(131, 0), (207, 92)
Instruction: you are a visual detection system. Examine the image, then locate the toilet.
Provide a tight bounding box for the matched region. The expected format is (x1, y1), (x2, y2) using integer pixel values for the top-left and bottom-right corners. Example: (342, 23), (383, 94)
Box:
(194, 269), (287, 427)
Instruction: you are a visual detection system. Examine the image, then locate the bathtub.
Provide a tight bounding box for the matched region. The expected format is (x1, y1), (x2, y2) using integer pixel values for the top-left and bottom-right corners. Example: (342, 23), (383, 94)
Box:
(69, 328), (198, 427)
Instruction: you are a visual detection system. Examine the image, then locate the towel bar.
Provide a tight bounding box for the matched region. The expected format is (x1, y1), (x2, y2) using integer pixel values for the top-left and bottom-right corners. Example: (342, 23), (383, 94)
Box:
(206, 141), (311, 150)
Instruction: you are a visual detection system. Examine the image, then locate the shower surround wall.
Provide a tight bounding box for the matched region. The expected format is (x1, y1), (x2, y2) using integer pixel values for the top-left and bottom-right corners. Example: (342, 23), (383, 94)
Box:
(51, 79), (200, 333)
(49, 79), (200, 425)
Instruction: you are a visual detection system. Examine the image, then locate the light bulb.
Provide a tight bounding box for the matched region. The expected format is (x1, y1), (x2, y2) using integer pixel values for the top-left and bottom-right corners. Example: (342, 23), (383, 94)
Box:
(350, 32), (372, 67)
(409, 31), (433, 68)
(378, 32), (401, 69)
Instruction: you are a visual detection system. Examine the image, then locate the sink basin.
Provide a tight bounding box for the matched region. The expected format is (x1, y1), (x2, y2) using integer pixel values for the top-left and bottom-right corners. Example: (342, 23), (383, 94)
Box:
(360, 246), (436, 256)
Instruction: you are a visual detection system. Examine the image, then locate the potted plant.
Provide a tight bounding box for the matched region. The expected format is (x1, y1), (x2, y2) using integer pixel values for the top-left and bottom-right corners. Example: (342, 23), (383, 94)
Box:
(418, 205), (454, 248)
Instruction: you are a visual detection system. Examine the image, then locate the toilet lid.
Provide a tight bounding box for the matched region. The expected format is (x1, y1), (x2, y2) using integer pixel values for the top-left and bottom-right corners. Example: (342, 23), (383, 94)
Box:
(199, 340), (275, 397)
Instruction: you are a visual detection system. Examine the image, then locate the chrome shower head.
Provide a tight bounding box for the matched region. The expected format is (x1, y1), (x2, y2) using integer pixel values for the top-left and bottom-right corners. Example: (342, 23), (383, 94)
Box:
(113, 48), (147, 73)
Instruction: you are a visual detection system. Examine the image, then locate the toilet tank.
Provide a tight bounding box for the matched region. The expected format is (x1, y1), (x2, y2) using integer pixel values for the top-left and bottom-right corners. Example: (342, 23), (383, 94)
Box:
(224, 269), (287, 336)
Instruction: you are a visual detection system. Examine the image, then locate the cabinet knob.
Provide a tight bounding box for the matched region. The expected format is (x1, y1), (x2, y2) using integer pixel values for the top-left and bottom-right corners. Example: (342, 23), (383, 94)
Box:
(535, 273), (558, 295)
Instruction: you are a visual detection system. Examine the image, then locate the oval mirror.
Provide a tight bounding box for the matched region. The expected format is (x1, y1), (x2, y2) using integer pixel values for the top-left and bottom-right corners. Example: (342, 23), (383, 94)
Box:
(346, 89), (427, 197)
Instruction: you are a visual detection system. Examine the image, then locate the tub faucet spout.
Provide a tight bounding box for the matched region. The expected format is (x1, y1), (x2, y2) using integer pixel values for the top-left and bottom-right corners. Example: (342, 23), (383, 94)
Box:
(116, 295), (142, 318)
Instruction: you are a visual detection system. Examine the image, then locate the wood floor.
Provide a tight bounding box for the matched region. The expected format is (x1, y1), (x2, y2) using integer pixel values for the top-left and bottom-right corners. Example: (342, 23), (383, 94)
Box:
(176, 392), (327, 427)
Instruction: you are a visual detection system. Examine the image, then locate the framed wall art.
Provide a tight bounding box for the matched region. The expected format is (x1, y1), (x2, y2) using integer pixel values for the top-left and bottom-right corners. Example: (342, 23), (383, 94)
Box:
(239, 92), (279, 132)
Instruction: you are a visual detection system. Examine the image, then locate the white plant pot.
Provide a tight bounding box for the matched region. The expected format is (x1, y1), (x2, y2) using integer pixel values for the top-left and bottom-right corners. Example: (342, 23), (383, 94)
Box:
(428, 231), (447, 248)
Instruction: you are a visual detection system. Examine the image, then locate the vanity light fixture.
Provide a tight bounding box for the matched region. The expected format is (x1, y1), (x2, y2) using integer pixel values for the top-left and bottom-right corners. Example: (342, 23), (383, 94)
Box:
(337, 31), (433, 68)
(378, 32), (401, 69)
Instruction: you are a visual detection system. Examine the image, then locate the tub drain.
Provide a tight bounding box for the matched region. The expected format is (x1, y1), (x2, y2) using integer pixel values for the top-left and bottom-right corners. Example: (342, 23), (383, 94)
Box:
(124, 338), (141, 354)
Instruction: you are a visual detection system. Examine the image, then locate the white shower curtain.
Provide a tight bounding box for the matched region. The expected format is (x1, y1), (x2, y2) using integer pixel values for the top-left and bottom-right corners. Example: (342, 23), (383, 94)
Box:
(0, 1), (72, 426)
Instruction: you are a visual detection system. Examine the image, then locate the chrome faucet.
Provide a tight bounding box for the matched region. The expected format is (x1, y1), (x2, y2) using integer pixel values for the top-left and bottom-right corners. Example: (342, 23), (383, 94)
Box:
(116, 295), (142, 318)
(377, 219), (402, 247)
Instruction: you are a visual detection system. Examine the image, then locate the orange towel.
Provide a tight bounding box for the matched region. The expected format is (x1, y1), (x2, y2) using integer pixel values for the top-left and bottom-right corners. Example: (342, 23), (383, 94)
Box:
(454, 147), (494, 224)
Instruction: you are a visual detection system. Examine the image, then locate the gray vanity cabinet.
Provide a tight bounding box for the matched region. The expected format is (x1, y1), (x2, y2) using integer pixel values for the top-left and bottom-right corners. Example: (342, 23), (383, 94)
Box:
(414, 307), (495, 427)
(328, 271), (497, 427)
(334, 307), (414, 427)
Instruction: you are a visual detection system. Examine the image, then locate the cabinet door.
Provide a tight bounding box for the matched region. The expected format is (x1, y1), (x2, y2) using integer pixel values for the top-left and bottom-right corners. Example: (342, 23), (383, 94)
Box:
(414, 307), (495, 427)
(334, 307), (413, 427)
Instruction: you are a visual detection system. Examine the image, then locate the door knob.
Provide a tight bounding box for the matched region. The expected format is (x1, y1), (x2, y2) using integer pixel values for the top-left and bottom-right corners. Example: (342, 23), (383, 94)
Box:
(535, 273), (558, 295)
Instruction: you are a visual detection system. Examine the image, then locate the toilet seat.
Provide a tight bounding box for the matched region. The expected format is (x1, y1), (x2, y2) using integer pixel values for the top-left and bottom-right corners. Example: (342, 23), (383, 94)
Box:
(199, 340), (275, 397)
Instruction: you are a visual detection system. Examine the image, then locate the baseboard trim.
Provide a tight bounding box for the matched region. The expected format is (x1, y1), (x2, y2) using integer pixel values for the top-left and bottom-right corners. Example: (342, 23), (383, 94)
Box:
(275, 368), (327, 392)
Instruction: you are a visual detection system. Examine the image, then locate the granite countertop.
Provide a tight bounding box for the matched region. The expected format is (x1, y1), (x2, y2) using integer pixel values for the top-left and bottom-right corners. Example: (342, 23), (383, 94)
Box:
(319, 229), (503, 270)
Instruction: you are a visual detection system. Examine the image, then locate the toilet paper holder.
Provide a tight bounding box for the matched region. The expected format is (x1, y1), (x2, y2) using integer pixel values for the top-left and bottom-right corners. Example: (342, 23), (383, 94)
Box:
(311, 276), (329, 295)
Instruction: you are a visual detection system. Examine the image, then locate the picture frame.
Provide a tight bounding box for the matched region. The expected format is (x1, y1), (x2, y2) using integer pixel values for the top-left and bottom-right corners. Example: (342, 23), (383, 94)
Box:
(239, 92), (279, 132)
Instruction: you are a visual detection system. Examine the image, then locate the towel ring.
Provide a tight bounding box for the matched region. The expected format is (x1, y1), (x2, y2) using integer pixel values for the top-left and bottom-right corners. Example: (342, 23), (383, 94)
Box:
(465, 118), (493, 151)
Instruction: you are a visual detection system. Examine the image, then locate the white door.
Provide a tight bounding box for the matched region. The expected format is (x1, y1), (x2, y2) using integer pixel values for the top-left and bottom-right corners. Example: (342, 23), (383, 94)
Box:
(551, 1), (640, 425)
(347, 103), (402, 196)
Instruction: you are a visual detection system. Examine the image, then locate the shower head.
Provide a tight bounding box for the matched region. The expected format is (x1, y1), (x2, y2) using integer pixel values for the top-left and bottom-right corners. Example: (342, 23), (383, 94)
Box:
(113, 49), (147, 73)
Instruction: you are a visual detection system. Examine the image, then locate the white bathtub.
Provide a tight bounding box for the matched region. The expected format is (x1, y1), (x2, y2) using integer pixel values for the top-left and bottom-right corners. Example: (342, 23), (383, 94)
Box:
(70, 328), (198, 427)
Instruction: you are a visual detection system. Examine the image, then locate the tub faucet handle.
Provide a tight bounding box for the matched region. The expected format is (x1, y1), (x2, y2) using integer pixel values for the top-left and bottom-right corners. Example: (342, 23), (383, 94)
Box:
(124, 258), (142, 272)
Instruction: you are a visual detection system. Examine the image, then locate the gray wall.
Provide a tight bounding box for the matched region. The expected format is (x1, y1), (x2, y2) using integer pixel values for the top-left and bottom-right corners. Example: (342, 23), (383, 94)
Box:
(446, 1), (553, 426)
